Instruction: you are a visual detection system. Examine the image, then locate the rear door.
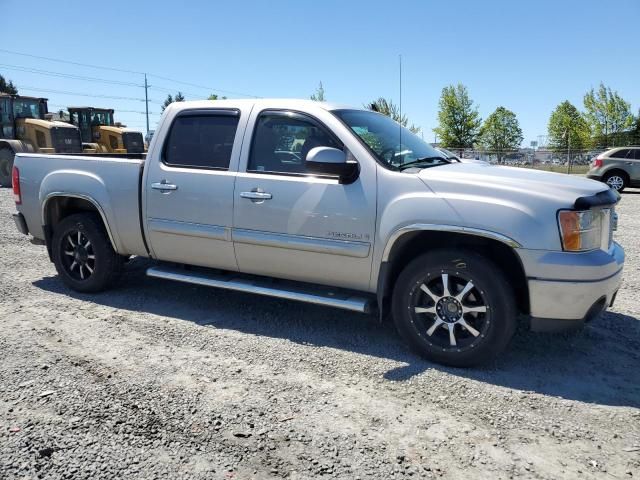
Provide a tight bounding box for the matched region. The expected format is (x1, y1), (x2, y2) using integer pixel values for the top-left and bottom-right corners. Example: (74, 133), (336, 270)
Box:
(144, 108), (245, 270)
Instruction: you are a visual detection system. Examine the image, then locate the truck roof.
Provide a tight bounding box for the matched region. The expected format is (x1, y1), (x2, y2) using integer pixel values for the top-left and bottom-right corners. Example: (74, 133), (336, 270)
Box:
(165, 98), (358, 113)
(68, 107), (115, 112)
(0, 93), (48, 102)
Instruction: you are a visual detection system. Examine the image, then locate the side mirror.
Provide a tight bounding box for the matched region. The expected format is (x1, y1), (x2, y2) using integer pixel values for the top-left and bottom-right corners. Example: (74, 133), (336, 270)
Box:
(306, 147), (359, 184)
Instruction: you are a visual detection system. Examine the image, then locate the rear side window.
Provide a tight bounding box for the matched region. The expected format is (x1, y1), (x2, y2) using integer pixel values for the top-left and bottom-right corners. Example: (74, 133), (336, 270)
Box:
(164, 113), (239, 169)
(632, 149), (640, 160)
(610, 149), (630, 159)
(248, 111), (341, 175)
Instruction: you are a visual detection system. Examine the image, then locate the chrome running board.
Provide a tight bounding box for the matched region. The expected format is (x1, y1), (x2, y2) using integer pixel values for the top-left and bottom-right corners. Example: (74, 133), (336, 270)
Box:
(147, 265), (373, 313)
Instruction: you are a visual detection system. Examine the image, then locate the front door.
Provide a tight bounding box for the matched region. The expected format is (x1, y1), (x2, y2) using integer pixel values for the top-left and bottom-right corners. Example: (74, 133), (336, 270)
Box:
(144, 108), (244, 271)
(233, 110), (376, 291)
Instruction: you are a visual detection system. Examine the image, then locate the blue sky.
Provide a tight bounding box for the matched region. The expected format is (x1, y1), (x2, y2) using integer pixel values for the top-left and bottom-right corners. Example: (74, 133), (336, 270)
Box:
(2, 0), (638, 145)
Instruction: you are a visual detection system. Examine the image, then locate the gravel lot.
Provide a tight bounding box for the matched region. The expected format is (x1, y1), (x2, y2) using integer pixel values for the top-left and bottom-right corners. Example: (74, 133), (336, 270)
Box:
(1, 187), (639, 480)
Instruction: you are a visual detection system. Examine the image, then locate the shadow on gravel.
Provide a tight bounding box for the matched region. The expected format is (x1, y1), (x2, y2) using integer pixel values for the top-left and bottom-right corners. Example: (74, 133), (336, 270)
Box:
(34, 257), (640, 408)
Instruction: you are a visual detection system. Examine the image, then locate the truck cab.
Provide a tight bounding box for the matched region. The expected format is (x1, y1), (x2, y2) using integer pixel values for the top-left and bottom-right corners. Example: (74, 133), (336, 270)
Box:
(68, 107), (145, 154)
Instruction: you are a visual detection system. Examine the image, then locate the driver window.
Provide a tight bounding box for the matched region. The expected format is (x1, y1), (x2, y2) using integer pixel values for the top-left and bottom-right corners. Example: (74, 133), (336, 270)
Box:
(248, 112), (341, 175)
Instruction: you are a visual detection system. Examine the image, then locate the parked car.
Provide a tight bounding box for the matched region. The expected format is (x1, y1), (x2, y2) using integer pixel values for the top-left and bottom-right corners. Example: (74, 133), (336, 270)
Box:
(11, 99), (624, 367)
(587, 146), (640, 192)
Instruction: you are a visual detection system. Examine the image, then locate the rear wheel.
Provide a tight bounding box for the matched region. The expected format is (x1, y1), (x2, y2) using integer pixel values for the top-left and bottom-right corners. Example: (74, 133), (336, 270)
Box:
(0, 147), (15, 188)
(52, 213), (124, 293)
(603, 171), (628, 192)
(392, 249), (517, 367)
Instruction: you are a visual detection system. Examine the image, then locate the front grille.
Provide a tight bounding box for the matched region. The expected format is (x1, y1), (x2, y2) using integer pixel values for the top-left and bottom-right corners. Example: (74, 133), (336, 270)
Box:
(122, 131), (144, 153)
(51, 127), (82, 153)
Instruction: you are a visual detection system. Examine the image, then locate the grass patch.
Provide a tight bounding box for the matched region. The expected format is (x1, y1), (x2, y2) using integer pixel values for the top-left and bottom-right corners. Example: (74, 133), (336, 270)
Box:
(517, 164), (590, 175)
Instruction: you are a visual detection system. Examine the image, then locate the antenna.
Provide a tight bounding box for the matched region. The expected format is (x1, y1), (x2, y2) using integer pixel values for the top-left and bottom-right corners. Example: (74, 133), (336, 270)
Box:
(399, 54), (402, 154)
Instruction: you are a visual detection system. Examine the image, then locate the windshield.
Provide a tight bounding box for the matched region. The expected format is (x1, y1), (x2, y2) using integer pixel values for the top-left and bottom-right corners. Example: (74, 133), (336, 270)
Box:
(333, 109), (449, 170)
(13, 99), (43, 119)
(91, 110), (113, 126)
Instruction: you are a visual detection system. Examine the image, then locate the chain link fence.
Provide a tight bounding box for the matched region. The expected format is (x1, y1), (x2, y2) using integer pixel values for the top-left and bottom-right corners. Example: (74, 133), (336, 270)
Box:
(446, 148), (615, 174)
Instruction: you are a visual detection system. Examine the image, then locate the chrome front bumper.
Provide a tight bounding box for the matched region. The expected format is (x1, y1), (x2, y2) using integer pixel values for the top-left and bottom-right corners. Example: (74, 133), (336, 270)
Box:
(518, 243), (624, 330)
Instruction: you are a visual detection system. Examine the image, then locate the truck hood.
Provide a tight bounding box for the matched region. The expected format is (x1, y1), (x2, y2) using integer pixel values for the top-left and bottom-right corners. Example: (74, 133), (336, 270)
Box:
(418, 162), (607, 207)
(416, 162), (612, 249)
(21, 118), (79, 130)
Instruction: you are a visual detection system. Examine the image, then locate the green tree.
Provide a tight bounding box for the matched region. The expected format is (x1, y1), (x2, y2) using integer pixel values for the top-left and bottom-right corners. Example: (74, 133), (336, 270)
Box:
(161, 92), (186, 112)
(310, 82), (325, 101)
(478, 106), (523, 163)
(583, 83), (634, 147)
(547, 100), (591, 151)
(433, 84), (481, 149)
(366, 97), (420, 134)
(0, 74), (18, 94)
(207, 94), (227, 100)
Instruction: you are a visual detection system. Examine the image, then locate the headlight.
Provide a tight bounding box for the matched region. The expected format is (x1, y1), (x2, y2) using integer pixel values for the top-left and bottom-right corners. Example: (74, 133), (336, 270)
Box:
(558, 209), (611, 252)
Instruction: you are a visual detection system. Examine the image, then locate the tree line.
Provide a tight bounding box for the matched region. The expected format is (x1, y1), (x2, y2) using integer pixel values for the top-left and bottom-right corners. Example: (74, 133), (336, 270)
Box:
(310, 81), (639, 160)
(428, 82), (638, 159)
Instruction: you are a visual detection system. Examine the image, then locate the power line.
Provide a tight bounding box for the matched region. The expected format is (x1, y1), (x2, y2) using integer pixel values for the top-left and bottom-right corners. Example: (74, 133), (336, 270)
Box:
(149, 85), (207, 99)
(0, 63), (143, 87)
(147, 73), (259, 98)
(0, 48), (261, 133)
(47, 103), (160, 115)
(0, 48), (145, 75)
(0, 48), (260, 97)
(18, 86), (161, 103)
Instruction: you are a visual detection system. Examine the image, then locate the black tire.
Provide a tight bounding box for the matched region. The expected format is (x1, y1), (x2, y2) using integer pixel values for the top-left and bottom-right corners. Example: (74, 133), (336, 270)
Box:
(602, 170), (628, 193)
(392, 248), (517, 367)
(0, 147), (15, 188)
(51, 213), (124, 293)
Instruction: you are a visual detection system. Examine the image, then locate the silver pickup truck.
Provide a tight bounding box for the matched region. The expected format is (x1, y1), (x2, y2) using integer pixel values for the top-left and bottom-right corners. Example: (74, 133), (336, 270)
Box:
(11, 99), (624, 367)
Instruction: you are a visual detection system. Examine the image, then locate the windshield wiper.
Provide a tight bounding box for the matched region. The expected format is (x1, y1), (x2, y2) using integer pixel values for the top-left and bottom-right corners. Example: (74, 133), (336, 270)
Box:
(398, 156), (450, 171)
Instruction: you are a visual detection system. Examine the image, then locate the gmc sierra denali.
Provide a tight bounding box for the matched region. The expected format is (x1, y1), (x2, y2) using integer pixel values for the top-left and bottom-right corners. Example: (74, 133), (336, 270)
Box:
(11, 99), (625, 366)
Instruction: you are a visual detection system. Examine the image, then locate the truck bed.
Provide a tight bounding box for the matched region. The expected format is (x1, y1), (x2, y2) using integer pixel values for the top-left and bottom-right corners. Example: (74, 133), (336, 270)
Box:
(15, 153), (148, 257)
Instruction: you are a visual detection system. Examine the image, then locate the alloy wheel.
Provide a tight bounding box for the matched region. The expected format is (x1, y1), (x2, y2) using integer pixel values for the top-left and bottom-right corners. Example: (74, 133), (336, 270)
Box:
(61, 230), (96, 281)
(409, 272), (490, 351)
(606, 175), (624, 191)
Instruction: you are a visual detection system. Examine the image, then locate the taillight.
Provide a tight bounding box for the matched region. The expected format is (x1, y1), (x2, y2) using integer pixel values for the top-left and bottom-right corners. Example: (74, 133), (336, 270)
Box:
(593, 157), (603, 168)
(12, 166), (21, 204)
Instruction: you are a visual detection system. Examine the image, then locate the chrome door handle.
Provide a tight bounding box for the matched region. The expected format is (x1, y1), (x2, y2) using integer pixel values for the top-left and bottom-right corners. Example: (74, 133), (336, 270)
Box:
(151, 182), (178, 191)
(240, 191), (272, 200)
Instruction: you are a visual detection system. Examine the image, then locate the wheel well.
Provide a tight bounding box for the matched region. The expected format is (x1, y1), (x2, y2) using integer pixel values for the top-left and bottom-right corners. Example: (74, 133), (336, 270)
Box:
(380, 230), (529, 317)
(43, 196), (114, 257)
(603, 169), (629, 181)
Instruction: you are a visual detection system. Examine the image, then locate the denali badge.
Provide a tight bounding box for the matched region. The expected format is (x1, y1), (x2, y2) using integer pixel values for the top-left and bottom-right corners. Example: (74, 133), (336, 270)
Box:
(327, 231), (369, 240)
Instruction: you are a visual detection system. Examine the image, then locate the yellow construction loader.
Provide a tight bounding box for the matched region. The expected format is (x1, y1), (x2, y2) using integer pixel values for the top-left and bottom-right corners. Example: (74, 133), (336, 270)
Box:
(68, 107), (144, 154)
(0, 93), (82, 187)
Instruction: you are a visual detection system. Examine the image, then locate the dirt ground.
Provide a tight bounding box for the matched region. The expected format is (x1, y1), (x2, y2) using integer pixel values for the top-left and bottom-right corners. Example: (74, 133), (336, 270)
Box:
(1, 187), (639, 479)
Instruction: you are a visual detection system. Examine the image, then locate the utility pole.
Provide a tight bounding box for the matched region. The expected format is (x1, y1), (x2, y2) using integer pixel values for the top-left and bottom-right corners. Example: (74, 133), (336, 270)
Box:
(144, 73), (150, 135)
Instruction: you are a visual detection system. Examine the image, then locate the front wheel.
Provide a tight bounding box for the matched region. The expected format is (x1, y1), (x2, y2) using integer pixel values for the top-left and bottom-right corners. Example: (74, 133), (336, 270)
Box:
(52, 213), (124, 293)
(392, 249), (517, 367)
(0, 147), (15, 188)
